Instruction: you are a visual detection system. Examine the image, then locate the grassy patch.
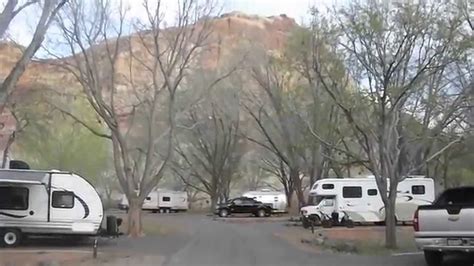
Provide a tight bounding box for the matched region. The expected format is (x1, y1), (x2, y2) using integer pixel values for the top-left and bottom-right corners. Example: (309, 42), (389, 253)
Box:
(300, 227), (418, 255)
(320, 238), (416, 255)
(116, 214), (179, 236)
(142, 219), (180, 236)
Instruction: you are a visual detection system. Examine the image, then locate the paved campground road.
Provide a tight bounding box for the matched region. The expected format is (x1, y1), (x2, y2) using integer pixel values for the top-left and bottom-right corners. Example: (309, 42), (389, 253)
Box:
(156, 214), (427, 266)
(4, 213), (473, 266)
(157, 214), (473, 266)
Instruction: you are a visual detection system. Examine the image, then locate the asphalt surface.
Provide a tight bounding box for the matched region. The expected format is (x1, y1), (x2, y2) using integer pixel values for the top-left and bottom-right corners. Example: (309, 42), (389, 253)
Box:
(8, 213), (474, 266)
(160, 214), (427, 266)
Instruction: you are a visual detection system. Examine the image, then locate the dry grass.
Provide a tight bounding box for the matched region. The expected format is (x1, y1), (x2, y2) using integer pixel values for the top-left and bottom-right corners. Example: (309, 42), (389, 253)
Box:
(275, 225), (417, 255)
(115, 212), (185, 236)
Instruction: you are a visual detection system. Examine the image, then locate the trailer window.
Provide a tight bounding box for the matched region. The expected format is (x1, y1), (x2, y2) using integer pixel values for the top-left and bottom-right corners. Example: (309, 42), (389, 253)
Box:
(162, 197), (171, 202)
(343, 186), (362, 198)
(52, 191), (75, 208)
(367, 189), (378, 196)
(0, 187), (29, 210)
(322, 184), (335, 190)
(412, 185), (425, 195)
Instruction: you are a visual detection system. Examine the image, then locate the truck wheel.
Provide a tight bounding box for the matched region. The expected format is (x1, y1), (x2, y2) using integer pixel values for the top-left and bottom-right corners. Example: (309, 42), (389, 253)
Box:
(342, 217), (354, 228)
(219, 209), (229, 217)
(257, 209), (266, 218)
(321, 219), (333, 228)
(1, 229), (21, 247)
(302, 217), (310, 229)
(311, 215), (321, 226)
(424, 250), (442, 266)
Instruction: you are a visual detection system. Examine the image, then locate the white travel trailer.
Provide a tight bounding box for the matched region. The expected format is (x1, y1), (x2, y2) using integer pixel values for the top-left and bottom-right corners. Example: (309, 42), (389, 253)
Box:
(300, 176), (435, 227)
(242, 189), (287, 213)
(120, 189), (188, 213)
(0, 169), (118, 247)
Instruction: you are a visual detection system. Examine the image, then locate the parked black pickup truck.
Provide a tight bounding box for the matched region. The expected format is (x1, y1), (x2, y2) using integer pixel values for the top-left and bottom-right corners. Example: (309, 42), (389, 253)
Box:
(215, 197), (272, 217)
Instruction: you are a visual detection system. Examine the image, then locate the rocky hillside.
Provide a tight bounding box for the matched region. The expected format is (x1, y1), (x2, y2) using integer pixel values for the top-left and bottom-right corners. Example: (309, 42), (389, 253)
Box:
(0, 12), (299, 147)
(2, 12), (297, 91)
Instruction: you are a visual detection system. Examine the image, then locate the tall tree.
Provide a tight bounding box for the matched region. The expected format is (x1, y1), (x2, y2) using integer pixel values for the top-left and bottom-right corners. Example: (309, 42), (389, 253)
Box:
(259, 155), (294, 207)
(13, 92), (109, 182)
(50, 0), (217, 236)
(173, 85), (242, 210)
(0, 0), (66, 105)
(307, 1), (471, 248)
(245, 55), (309, 208)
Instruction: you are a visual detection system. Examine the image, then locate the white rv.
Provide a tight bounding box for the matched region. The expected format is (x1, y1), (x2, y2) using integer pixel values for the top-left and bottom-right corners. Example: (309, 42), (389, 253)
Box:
(300, 176), (435, 227)
(242, 189), (287, 213)
(0, 169), (116, 247)
(120, 189), (188, 213)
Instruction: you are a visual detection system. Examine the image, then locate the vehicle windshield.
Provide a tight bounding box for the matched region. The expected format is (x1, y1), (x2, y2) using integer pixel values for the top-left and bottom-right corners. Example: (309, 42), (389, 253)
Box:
(308, 195), (334, 206)
(435, 188), (474, 205)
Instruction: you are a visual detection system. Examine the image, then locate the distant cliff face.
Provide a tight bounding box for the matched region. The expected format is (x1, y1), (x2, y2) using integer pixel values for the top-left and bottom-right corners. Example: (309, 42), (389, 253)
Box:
(1, 12), (297, 89)
(0, 12), (299, 149)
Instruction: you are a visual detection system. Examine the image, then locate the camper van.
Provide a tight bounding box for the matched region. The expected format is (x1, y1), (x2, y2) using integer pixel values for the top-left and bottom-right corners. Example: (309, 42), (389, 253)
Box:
(120, 189), (188, 213)
(242, 189), (287, 213)
(300, 176), (435, 227)
(0, 168), (119, 247)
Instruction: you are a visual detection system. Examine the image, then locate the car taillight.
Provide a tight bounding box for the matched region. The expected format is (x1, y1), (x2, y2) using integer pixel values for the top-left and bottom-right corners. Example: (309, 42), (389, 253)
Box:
(413, 209), (419, 232)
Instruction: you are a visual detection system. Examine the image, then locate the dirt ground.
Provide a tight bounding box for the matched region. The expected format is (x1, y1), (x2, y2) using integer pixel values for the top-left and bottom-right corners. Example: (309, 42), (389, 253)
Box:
(0, 213), (426, 266)
(0, 250), (162, 266)
(275, 224), (417, 255)
(0, 211), (184, 266)
(0, 251), (91, 266)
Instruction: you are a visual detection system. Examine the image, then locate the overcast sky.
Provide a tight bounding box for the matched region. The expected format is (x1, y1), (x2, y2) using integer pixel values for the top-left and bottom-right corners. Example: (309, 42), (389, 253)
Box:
(1, 0), (340, 47)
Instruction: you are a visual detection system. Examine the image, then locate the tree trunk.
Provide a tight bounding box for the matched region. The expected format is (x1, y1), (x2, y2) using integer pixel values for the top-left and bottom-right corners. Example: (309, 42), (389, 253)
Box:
(285, 189), (293, 208)
(290, 168), (306, 208)
(210, 194), (218, 212)
(385, 193), (397, 249)
(127, 197), (144, 237)
(1, 132), (15, 168)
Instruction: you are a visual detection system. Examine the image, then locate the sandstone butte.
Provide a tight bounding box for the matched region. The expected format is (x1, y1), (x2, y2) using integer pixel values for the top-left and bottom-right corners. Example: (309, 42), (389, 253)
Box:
(0, 12), (299, 149)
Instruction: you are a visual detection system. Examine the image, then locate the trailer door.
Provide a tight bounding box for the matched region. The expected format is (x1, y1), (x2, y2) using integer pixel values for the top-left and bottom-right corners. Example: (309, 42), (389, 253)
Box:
(50, 175), (89, 225)
(143, 192), (158, 210)
(50, 189), (76, 223)
(341, 186), (380, 222)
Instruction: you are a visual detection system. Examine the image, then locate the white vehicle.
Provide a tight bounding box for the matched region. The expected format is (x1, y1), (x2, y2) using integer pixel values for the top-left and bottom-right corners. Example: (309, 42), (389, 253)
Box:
(0, 168), (119, 247)
(242, 189), (287, 213)
(120, 189), (188, 213)
(414, 186), (474, 266)
(300, 176), (435, 227)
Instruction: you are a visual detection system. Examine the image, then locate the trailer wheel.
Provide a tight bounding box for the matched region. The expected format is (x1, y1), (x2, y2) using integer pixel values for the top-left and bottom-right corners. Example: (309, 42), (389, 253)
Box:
(159, 208), (165, 213)
(164, 208), (170, 214)
(1, 229), (21, 247)
(424, 250), (443, 266)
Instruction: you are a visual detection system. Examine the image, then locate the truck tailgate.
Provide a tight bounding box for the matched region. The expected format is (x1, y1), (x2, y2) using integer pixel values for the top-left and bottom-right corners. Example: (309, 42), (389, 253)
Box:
(417, 206), (474, 238)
